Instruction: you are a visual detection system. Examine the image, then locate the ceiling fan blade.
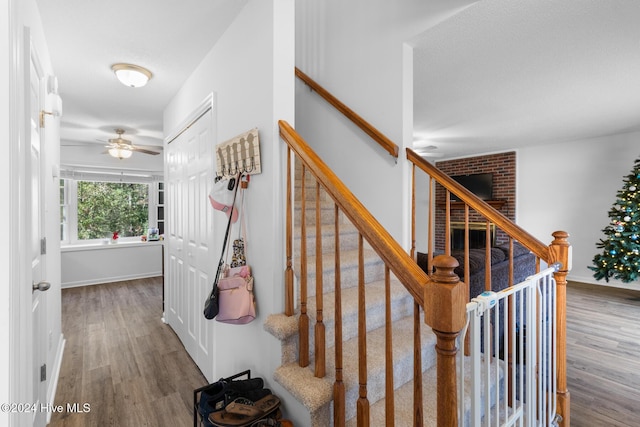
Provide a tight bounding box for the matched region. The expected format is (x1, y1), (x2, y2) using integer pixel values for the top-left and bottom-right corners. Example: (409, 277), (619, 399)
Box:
(130, 147), (160, 155)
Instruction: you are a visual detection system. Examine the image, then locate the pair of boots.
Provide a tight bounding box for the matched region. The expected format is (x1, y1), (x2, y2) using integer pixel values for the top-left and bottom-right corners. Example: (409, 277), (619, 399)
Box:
(198, 377), (271, 427)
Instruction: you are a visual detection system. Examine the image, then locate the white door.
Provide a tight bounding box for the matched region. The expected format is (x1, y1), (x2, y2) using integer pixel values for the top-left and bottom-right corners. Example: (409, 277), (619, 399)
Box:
(166, 106), (215, 381)
(27, 37), (50, 427)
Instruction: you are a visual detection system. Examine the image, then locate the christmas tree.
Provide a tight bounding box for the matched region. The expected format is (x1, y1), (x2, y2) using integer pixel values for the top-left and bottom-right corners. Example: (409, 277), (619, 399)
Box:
(590, 158), (640, 283)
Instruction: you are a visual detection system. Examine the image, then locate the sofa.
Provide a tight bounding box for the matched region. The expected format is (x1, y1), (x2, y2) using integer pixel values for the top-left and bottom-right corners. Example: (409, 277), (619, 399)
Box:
(417, 242), (537, 360)
(416, 241), (536, 299)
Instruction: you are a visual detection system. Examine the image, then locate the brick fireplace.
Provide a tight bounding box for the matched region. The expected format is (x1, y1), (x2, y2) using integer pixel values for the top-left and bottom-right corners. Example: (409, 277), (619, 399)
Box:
(435, 151), (516, 250)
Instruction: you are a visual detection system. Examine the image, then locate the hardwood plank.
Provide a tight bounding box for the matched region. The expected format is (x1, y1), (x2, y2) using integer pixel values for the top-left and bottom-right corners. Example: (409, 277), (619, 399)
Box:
(567, 282), (640, 427)
(50, 278), (207, 427)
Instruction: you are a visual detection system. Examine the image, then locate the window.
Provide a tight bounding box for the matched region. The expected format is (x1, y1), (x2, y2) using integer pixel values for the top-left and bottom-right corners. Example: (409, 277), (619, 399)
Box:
(60, 170), (163, 244)
(77, 181), (149, 239)
(157, 182), (164, 235)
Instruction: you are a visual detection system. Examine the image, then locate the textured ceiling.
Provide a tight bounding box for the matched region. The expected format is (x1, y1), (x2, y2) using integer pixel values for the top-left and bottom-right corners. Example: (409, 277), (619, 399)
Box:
(412, 0), (640, 158)
(36, 0), (248, 150)
(36, 0), (640, 162)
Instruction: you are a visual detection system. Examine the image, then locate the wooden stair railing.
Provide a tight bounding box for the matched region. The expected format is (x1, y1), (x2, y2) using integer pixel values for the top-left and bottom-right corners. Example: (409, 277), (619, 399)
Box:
(287, 67), (570, 425)
(281, 120), (445, 426)
(407, 147), (571, 427)
(295, 67), (399, 159)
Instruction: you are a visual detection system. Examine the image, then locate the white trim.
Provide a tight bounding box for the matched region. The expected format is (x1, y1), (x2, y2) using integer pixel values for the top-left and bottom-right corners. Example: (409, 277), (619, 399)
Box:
(61, 240), (164, 252)
(164, 92), (214, 145)
(45, 336), (65, 424)
(62, 273), (163, 289)
(60, 167), (162, 183)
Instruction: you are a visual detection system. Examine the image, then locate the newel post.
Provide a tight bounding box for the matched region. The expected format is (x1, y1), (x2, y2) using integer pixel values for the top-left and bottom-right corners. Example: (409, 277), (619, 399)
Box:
(549, 231), (571, 427)
(424, 255), (467, 427)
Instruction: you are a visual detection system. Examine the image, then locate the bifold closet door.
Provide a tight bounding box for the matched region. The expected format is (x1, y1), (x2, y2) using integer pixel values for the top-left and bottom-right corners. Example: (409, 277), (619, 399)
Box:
(166, 108), (215, 381)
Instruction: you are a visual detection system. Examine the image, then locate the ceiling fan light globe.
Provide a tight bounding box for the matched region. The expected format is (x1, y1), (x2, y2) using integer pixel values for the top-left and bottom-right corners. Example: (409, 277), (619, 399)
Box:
(109, 147), (133, 159)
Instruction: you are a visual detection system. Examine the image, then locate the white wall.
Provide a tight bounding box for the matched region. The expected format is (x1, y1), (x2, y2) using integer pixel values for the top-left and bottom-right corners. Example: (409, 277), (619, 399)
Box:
(164, 0), (294, 391)
(518, 131), (640, 289)
(61, 242), (163, 288)
(294, 0), (476, 245)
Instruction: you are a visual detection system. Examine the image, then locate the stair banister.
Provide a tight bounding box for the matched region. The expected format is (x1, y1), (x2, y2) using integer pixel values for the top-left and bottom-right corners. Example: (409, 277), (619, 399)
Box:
(295, 68), (400, 159)
(407, 147), (572, 427)
(281, 120), (475, 425)
(280, 120), (428, 303)
(406, 148), (550, 261)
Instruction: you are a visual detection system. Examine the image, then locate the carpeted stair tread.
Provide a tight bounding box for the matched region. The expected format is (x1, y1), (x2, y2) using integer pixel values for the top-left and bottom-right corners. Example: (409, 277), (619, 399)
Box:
(299, 248), (386, 296)
(274, 315), (438, 423)
(293, 222), (360, 256)
(304, 276), (415, 345)
(346, 355), (505, 427)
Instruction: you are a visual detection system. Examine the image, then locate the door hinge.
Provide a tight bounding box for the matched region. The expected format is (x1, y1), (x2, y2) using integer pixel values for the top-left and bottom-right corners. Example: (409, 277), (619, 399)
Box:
(40, 364), (46, 382)
(41, 237), (47, 255)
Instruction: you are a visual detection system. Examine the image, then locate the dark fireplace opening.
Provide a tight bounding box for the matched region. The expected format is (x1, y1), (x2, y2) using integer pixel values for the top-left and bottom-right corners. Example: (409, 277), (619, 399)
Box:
(450, 223), (495, 250)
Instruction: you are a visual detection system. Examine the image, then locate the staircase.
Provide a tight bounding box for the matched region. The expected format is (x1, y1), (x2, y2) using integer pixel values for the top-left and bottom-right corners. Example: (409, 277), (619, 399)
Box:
(268, 69), (571, 427)
(265, 162), (440, 426)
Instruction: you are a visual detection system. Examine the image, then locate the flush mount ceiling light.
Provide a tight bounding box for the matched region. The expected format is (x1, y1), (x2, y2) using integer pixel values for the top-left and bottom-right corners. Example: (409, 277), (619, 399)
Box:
(111, 63), (152, 88)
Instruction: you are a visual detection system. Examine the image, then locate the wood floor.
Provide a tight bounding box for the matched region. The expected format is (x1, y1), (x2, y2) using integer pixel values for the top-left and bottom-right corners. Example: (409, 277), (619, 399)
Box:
(566, 281), (640, 427)
(50, 277), (208, 427)
(50, 278), (640, 426)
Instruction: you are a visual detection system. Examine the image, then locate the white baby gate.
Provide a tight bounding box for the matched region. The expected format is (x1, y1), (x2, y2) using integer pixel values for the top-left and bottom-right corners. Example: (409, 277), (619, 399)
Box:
(457, 265), (561, 427)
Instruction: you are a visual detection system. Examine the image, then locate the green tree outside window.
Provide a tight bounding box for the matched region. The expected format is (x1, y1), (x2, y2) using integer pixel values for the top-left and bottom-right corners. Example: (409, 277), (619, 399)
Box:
(77, 181), (149, 239)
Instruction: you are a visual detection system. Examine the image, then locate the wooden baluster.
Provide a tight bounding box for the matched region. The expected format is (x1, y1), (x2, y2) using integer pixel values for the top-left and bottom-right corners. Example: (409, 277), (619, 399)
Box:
(411, 165), (416, 260)
(385, 266), (395, 427)
(424, 255), (467, 427)
(463, 206), (470, 356)
(284, 147), (294, 316)
(299, 165), (309, 367)
(333, 203), (345, 425)
(413, 301), (423, 427)
(445, 191), (451, 255)
(427, 176), (434, 274)
(357, 233), (370, 426)
(315, 182), (326, 377)
(549, 231), (571, 427)
(484, 220), (491, 292)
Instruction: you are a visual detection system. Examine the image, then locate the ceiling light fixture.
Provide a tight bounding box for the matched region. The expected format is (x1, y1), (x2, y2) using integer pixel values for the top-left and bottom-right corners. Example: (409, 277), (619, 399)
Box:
(111, 63), (152, 88)
(108, 147), (133, 159)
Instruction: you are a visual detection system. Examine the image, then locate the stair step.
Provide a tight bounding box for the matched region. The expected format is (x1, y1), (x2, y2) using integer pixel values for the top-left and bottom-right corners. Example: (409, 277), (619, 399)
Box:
(304, 277), (415, 351)
(300, 248), (386, 297)
(345, 355), (505, 427)
(294, 199), (350, 226)
(274, 314), (439, 425)
(294, 183), (333, 202)
(294, 222), (360, 257)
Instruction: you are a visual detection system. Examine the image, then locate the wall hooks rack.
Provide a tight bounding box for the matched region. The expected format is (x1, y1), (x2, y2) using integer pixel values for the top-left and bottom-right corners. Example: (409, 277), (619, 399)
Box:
(215, 128), (261, 180)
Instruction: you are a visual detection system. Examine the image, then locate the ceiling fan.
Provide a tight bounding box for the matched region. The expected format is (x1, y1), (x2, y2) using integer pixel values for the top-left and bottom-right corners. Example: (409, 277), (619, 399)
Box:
(104, 128), (161, 159)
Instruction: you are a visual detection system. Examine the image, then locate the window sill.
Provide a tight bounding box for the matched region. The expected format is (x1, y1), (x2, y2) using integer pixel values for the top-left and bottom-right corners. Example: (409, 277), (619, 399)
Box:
(61, 239), (164, 253)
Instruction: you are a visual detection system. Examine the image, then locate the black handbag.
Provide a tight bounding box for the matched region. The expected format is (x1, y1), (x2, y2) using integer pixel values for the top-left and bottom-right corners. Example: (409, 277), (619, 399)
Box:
(204, 174), (241, 320)
(204, 283), (221, 320)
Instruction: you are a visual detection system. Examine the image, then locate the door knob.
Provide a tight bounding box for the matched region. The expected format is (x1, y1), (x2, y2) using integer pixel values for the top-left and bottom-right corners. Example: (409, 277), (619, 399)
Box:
(33, 281), (51, 292)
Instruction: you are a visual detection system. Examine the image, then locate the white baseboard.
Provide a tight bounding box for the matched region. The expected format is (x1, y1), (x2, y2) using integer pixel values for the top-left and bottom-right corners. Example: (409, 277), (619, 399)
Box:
(568, 273), (639, 291)
(46, 335), (66, 424)
(61, 272), (162, 289)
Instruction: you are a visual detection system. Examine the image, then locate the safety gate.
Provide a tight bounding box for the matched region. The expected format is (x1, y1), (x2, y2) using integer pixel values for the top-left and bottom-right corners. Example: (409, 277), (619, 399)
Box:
(458, 265), (561, 427)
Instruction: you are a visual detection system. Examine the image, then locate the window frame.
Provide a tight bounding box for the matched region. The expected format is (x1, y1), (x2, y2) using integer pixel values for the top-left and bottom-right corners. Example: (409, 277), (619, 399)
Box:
(60, 169), (163, 246)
